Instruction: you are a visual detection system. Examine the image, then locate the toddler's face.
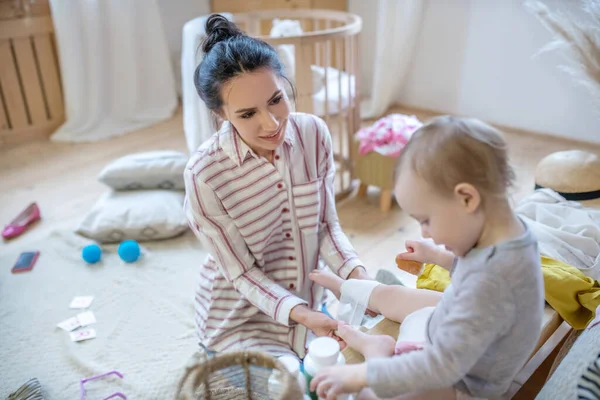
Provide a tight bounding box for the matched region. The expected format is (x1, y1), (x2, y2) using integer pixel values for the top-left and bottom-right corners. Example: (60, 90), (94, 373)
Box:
(394, 169), (484, 257)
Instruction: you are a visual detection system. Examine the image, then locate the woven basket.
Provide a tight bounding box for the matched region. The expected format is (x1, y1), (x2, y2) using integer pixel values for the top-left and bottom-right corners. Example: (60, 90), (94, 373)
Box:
(174, 350), (305, 400)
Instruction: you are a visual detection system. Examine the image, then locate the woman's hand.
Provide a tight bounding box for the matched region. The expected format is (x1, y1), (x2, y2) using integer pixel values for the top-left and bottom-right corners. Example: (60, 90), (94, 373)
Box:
(348, 266), (371, 281)
(397, 240), (455, 270)
(290, 305), (346, 349)
(310, 363), (368, 399)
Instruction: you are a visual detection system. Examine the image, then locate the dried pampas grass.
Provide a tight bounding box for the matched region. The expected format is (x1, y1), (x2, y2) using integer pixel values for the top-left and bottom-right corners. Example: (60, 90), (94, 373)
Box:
(526, 0), (600, 105)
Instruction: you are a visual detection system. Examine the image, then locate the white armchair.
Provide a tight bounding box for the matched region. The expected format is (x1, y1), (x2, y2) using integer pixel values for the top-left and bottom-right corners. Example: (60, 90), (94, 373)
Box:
(181, 13), (232, 154)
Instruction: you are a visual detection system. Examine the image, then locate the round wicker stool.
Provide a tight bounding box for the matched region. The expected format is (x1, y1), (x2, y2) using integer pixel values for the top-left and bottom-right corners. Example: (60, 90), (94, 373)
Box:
(175, 350), (305, 400)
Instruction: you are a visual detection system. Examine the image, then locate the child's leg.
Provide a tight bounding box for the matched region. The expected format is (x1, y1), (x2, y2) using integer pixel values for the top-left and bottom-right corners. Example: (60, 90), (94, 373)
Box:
(368, 284), (441, 322)
(309, 269), (442, 323)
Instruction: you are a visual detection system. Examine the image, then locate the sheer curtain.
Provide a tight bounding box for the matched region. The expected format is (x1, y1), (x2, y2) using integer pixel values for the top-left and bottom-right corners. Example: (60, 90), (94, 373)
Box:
(350, 0), (425, 119)
(49, 0), (177, 142)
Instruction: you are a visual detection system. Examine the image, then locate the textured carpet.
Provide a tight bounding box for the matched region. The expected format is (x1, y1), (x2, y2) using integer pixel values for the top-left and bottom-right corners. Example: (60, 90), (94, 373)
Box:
(0, 230), (207, 399)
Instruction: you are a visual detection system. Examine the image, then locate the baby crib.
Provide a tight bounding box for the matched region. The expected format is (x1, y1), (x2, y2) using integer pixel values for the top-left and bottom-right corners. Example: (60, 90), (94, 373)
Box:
(182, 9), (362, 201)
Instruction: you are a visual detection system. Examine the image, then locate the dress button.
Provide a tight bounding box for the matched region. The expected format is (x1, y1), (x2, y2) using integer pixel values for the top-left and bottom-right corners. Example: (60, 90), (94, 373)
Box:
(289, 256), (295, 261)
(285, 233), (291, 238)
(277, 183), (283, 189)
(275, 155), (280, 160)
(289, 283), (295, 289)
(282, 208), (289, 213)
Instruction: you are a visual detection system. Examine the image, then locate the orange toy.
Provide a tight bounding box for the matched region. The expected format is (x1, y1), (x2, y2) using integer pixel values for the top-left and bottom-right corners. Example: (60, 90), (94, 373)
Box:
(395, 254), (424, 276)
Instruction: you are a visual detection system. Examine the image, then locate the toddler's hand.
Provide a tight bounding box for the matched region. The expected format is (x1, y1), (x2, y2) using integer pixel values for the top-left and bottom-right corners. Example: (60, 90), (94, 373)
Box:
(311, 363), (368, 399)
(397, 240), (456, 271)
(397, 239), (440, 265)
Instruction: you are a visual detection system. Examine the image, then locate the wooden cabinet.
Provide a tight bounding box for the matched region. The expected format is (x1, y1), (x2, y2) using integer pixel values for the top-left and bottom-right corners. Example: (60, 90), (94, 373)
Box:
(0, 0), (50, 20)
(0, 0), (64, 147)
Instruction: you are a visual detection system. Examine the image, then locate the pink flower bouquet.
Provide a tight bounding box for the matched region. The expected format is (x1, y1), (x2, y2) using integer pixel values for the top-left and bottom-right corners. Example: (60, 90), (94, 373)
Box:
(356, 114), (423, 157)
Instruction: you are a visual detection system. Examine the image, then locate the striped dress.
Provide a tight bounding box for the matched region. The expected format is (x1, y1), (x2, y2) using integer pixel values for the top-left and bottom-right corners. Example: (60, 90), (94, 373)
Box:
(183, 112), (362, 358)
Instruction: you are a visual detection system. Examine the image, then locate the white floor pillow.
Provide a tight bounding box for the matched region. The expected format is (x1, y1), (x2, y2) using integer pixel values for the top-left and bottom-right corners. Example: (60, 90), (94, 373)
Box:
(98, 151), (188, 190)
(77, 190), (188, 243)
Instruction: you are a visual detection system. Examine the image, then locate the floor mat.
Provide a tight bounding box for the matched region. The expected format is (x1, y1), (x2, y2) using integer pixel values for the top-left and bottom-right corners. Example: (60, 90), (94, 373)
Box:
(0, 230), (207, 399)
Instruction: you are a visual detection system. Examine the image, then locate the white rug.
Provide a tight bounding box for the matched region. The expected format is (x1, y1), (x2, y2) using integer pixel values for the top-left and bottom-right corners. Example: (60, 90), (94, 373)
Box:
(0, 230), (207, 399)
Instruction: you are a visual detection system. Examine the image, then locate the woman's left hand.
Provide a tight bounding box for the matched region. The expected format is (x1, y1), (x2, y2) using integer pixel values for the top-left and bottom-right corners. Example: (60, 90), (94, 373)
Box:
(310, 363), (368, 399)
(306, 311), (347, 350)
(291, 305), (346, 349)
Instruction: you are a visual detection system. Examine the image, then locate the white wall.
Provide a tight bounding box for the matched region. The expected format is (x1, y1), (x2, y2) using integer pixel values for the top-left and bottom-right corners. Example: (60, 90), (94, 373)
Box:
(398, 0), (599, 143)
(350, 0), (599, 144)
(161, 0), (599, 143)
(157, 0), (211, 96)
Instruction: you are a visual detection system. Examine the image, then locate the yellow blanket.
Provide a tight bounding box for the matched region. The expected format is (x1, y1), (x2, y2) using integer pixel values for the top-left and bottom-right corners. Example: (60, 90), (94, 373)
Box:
(416, 256), (600, 330)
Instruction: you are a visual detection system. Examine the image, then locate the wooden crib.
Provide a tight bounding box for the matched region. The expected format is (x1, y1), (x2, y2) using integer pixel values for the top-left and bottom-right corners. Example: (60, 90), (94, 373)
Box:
(233, 9), (362, 201)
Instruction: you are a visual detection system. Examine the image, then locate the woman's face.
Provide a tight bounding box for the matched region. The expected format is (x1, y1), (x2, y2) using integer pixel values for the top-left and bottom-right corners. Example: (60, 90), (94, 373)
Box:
(220, 68), (291, 159)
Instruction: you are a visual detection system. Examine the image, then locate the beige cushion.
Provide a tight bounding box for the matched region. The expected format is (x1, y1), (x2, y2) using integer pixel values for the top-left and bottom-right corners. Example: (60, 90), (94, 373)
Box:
(535, 150), (600, 207)
(98, 151), (188, 190)
(76, 190), (188, 243)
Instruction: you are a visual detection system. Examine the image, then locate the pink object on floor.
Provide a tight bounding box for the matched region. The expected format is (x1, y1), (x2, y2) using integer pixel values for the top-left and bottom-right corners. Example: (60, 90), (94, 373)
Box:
(80, 370), (127, 400)
(355, 114), (423, 157)
(2, 203), (41, 240)
(394, 341), (425, 355)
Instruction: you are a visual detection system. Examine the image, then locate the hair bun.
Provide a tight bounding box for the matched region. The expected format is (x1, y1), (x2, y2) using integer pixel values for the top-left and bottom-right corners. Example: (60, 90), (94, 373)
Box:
(202, 14), (244, 54)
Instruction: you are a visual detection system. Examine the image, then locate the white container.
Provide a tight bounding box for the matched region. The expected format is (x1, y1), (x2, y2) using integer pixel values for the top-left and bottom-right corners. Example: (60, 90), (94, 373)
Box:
(303, 337), (348, 400)
(269, 355), (310, 399)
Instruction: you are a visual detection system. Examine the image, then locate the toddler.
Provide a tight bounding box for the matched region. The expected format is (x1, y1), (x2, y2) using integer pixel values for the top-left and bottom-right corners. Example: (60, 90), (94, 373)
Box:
(309, 116), (544, 400)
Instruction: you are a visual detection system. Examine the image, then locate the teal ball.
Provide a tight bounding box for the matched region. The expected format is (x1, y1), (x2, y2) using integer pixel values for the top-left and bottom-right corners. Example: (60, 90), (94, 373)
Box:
(82, 244), (102, 264)
(118, 240), (140, 263)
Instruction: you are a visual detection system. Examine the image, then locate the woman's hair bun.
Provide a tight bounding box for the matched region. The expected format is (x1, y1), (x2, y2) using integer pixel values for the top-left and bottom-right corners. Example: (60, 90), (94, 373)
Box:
(202, 14), (245, 54)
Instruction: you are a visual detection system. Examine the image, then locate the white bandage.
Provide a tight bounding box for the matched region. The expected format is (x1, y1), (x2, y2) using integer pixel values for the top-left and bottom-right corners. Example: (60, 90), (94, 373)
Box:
(336, 279), (381, 326)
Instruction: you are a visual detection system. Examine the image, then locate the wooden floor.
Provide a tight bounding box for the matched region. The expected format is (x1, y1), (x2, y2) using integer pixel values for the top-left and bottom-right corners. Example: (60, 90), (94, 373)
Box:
(1, 104), (599, 398)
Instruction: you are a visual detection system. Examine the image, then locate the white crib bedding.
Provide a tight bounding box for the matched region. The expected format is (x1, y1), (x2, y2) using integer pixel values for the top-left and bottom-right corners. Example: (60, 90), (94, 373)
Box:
(311, 66), (355, 117)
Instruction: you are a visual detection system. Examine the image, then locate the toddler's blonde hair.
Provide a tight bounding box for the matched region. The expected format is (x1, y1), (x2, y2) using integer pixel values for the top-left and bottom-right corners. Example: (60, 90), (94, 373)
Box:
(396, 115), (515, 201)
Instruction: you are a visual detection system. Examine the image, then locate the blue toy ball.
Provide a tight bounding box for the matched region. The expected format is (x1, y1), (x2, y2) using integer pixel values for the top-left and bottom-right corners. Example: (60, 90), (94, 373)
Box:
(118, 240), (140, 263)
(82, 244), (102, 264)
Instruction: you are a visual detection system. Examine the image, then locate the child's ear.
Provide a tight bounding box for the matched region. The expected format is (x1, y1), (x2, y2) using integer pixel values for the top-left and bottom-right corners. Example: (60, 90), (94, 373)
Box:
(454, 183), (481, 213)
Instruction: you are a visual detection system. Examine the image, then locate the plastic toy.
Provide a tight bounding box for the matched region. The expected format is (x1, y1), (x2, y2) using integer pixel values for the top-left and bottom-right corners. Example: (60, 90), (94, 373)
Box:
(81, 240), (141, 264)
(117, 240), (140, 263)
(80, 370), (126, 399)
(395, 254), (424, 276)
(82, 244), (102, 264)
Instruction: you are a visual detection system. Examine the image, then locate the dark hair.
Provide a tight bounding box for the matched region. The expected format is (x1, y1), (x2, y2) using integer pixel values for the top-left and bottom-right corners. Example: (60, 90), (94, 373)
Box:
(194, 14), (294, 113)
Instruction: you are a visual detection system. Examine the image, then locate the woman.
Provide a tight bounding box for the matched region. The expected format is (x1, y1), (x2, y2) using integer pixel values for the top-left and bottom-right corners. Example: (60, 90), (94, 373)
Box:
(183, 14), (371, 358)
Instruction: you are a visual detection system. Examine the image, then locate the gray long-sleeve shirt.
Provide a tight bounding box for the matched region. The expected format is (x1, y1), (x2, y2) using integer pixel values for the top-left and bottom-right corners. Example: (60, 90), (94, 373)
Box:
(367, 226), (544, 399)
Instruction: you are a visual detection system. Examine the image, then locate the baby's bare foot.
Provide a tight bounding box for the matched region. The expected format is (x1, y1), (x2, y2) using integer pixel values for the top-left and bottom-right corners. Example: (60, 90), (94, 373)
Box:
(309, 269), (343, 299)
(337, 323), (395, 359)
